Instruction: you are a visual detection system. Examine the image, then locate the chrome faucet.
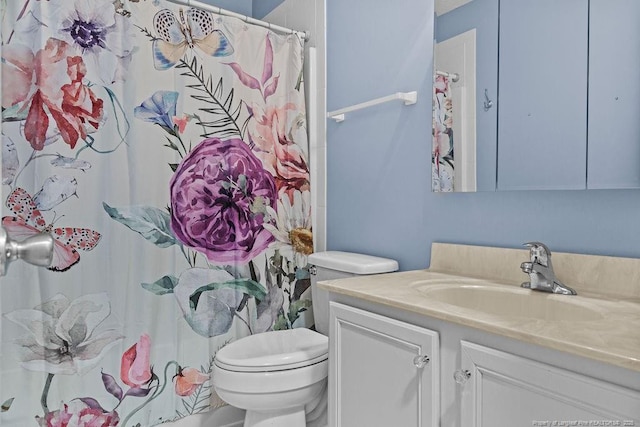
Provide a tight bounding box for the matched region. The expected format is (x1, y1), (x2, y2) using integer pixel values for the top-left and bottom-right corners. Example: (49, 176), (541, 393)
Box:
(520, 242), (576, 295)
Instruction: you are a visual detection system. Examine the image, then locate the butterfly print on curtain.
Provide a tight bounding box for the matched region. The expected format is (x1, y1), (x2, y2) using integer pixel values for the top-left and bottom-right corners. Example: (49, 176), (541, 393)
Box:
(152, 8), (234, 70)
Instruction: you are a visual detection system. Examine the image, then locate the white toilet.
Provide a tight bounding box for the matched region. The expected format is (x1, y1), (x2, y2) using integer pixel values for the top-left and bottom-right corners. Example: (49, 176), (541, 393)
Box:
(212, 251), (398, 427)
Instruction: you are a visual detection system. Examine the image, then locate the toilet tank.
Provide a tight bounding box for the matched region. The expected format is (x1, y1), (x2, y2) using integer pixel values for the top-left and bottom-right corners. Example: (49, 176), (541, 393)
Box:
(308, 251), (399, 335)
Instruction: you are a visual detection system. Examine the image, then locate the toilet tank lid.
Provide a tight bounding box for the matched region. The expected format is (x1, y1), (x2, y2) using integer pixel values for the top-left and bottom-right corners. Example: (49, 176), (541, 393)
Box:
(308, 251), (399, 275)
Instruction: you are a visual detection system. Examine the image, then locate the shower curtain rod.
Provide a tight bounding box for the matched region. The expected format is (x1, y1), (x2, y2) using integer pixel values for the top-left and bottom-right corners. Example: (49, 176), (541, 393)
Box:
(164, 0), (310, 41)
(436, 70), (460, 82)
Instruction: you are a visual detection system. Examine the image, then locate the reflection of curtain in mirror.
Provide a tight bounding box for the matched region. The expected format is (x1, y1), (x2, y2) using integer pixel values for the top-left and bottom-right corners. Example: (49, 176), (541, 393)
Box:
(432, 75), (455, 192)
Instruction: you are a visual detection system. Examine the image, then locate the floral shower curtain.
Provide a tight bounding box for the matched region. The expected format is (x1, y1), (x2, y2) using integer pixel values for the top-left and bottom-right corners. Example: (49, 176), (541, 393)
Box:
(432, 74), (454, 192)
(0, 1), (312, 426)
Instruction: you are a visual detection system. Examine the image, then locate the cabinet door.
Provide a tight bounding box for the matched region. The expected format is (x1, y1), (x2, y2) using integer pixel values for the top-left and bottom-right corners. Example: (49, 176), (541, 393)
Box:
(497, 0), (588, 190)
(460, 341), (640, 426)
(329, 302), (439, 427)
(587, 0), (640, 189)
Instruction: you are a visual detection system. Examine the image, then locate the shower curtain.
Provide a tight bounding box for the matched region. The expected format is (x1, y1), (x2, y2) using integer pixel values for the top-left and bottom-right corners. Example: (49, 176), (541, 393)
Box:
(0, 1), (312, 425)
(432, 74), (454, 192)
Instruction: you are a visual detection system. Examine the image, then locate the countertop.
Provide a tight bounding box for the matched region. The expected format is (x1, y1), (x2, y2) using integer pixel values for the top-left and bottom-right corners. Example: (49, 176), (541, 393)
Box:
(319, 268), (640, 372)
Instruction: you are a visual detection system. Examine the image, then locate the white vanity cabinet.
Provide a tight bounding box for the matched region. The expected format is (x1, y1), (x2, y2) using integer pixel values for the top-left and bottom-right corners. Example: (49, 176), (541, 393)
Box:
(327, 300), (640, 427)
(329, 302), (440, 427)
(460, 341), (640, 426)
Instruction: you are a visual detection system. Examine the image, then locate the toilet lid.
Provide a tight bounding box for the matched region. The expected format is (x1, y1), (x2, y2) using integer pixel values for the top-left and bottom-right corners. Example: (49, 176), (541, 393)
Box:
(214, 328), (328, 372)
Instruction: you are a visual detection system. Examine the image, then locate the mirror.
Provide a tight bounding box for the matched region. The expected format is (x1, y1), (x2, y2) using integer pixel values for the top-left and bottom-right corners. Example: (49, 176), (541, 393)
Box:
(433, 34), (475, 192)
(433, 0), (498, 192)
(433, 0), (640, 192)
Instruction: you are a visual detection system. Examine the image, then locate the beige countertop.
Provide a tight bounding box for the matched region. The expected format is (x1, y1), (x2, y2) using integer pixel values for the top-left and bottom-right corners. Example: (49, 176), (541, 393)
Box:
(319, 268), (640, 372)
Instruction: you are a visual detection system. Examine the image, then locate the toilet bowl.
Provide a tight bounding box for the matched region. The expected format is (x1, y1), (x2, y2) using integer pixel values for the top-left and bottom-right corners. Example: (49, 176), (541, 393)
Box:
(213, 328), (328, 427)
(212, 252), (399, 427)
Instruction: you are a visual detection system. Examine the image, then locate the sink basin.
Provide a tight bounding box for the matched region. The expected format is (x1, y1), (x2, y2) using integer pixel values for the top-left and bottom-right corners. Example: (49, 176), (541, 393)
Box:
(411, 282), (604, 321)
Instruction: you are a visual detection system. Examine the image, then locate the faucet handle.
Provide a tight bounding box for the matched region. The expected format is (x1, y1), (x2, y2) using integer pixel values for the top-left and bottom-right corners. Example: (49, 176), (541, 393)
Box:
(523, 241), (552, 266)
(523, 241), (551, 254)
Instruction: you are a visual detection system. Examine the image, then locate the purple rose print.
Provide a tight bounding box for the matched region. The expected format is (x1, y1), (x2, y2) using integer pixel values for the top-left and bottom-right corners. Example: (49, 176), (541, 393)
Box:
(170, 138), (277, 264)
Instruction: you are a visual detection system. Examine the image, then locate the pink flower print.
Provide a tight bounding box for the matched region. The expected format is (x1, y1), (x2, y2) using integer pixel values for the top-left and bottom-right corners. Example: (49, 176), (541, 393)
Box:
(225, 35), (279, 101)
(56, 56), (104, 148)
(2, 38), (104, 150)
(432, 121), (452, 163)
(249, 103), (310, 200)
(172, 115), (190, 134)
(434, 75), (449, 94)
(36, 401), (119, 427)
(120, 334), (152, 388)
(174, 367), (209, 397)
(1, 43), (34, 109)
(10, 0), (135, 84)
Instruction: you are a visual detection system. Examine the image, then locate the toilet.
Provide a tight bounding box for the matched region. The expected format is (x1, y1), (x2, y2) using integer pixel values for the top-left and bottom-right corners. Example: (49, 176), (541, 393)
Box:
(212, 251), (399, 427)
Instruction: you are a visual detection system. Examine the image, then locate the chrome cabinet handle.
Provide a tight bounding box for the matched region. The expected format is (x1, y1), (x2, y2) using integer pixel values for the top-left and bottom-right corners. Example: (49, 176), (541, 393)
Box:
(413, 355), (430, 368)
(454, 369), (471, 384)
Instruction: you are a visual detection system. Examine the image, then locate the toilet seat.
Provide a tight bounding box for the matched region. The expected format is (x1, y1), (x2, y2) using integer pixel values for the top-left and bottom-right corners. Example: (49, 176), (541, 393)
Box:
(214, 328), (328, 372)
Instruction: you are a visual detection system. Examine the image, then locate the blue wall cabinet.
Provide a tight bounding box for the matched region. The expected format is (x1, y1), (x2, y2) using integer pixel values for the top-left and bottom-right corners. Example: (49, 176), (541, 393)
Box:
(497, 0), (588, 190)
(587, 0), (640, 189)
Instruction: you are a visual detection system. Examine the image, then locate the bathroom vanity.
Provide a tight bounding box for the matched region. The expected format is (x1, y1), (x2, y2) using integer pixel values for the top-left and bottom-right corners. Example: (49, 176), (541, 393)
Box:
(320, 244), (640, 426)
